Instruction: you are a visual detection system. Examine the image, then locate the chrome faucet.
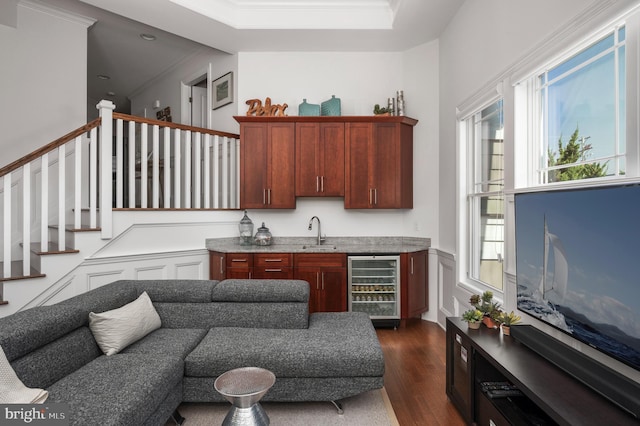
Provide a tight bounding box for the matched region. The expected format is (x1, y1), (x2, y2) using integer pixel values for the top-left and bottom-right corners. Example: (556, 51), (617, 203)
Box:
(308, 216), (326, 245)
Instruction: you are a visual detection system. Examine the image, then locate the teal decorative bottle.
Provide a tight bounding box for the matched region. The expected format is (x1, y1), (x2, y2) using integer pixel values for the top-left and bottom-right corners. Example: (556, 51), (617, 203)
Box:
(298, 99), (320, 116)
(321, 95), (341, 116)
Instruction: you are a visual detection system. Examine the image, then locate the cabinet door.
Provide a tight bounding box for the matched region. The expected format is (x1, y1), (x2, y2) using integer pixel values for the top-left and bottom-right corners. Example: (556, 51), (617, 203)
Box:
(317, 267), (347, 312)
(401, 250), (428, 318)
(240, 122), (295, 209)
(295, 268), (321, 313)
(294, 253), (347, 313)
(240, 123), (268, 208)
(373, 123), (401, 208)
(345, 122), (374, 208)
(296, 122), (345, 197)
(209, 251), (226, 280)
(446, 323), (474, 424)
(226, 253), (253, 279)
(319, 123), (345, 196)
(267, 123), (296, 208)
(296, 123), (321, 196)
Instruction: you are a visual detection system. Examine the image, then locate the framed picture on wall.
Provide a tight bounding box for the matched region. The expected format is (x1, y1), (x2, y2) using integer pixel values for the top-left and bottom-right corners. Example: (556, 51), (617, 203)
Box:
(212, 72), (233, 110)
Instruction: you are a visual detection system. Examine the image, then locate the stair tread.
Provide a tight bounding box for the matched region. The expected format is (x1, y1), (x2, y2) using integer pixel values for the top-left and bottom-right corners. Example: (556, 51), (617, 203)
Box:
(48, 225), (101, 232)
(28, 243), (79, 255)
(0, 261), (45, 281)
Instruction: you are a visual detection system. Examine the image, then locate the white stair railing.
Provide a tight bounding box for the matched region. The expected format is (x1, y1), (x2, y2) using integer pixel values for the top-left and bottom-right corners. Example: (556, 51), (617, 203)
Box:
(0, 116), (102, 280)
(0, 100), (239, 283)
(111, 112), (240, 210)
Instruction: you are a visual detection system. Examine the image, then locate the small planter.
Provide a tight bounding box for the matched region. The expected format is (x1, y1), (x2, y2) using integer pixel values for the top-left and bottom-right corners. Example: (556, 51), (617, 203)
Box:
(467, 321), (481, 330)
(501, 325), (511, 335)
(482, 316), (498, 329)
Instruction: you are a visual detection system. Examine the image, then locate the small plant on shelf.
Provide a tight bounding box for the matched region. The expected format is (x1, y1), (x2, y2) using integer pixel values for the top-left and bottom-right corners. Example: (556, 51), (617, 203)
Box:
(373, 104), (391, 115)
(462, 309), (484, 329)
(498, 311), (522, 335)
(470, 291), (502, 329)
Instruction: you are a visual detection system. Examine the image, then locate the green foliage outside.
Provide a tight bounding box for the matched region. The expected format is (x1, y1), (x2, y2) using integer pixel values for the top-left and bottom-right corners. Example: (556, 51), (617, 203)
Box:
(547, 127), (608, 182)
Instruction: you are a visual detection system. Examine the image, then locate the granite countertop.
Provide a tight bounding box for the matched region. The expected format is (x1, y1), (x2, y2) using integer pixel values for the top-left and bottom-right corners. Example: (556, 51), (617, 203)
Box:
(205, 236), (430, 254)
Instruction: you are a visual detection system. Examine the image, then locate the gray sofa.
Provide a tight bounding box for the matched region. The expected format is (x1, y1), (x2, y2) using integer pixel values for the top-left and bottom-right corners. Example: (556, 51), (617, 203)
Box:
(0, 279), (385, 425)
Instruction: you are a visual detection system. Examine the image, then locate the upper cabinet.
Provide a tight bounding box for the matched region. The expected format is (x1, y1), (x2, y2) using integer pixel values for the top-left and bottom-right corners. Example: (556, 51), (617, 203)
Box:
(235, 116), (417, 210)
(295, 122), (345, 197)
(345, 119), (415, 209)
(238, 120), (295, 209)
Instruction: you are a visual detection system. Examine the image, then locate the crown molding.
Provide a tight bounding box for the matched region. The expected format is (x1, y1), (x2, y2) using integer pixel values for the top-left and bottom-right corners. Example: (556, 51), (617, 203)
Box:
(19, 0), (96, 28)
(169, 0), (394, 30)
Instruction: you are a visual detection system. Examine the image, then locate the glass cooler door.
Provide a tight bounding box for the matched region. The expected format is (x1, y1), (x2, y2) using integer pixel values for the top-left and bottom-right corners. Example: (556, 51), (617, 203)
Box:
(348, 255), (400, 320)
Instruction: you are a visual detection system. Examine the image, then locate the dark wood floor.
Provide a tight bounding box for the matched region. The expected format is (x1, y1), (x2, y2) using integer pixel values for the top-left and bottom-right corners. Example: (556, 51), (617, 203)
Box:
(376, 319), (465, 426)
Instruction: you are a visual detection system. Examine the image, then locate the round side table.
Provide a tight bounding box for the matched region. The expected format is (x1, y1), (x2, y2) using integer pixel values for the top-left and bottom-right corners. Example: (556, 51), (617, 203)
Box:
(214, 367), (276, 426)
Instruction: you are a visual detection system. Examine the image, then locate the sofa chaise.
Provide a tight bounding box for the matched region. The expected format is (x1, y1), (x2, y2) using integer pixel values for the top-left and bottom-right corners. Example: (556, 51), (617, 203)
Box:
(0, 279), (385, 425)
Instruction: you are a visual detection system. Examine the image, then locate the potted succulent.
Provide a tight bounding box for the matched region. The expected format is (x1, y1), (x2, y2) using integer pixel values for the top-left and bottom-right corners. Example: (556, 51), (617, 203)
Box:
(498, 311), (522, 335)
(470, 291), (502, 329)
(373, 104), (391, 116)
(462, 309), (484, 329)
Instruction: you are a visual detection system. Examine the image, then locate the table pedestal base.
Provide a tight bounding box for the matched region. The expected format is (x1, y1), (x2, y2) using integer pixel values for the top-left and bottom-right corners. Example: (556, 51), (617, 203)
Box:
(222, 403), (269, 426)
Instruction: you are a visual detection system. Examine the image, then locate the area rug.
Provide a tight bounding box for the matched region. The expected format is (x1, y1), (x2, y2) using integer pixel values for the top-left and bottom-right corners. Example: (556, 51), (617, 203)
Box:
(170, 388), (399, 426)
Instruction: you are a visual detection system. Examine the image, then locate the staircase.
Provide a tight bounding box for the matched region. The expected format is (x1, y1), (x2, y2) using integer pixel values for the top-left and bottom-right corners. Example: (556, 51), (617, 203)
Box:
(0, 100), (240, 314)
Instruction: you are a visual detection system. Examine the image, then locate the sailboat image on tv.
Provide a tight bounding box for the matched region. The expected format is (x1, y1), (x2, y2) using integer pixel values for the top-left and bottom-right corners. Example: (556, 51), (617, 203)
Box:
(539, 216), (568, 304)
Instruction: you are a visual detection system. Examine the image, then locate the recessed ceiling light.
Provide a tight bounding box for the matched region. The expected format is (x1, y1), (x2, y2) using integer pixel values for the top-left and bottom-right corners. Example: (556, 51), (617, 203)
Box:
(140, 33), (156, 41)
(106, 91), (116, 97)
(97, 74), (110, 80)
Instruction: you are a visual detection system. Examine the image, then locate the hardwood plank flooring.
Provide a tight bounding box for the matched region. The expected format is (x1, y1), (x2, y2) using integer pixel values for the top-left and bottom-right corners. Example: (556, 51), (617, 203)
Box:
(376, 319), (465, 426)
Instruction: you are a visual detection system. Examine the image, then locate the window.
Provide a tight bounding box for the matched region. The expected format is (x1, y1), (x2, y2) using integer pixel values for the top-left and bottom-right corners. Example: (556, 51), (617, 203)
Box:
(466, 99), (505, 291)
(537, 27), (626, 183)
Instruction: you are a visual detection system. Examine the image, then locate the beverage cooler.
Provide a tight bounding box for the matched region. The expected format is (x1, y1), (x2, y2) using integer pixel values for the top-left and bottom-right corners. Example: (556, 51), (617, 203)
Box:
(348, 255), (400, 328)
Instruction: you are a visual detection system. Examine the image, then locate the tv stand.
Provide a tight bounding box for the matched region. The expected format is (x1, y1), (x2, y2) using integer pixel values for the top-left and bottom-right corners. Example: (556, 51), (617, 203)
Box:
(446, 317), (637, 425)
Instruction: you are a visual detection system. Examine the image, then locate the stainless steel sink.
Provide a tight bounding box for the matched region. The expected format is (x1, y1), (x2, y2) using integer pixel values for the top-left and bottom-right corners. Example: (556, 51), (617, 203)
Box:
(301, 245), (338, 251)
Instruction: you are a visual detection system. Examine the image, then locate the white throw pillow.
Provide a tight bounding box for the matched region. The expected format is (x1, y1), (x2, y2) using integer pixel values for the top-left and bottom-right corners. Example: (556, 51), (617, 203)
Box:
(89, 291), (161, 356)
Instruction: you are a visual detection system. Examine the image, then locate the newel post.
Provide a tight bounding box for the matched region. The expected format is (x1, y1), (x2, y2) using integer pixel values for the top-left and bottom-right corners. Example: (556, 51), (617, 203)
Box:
(97, 100), (115, 239)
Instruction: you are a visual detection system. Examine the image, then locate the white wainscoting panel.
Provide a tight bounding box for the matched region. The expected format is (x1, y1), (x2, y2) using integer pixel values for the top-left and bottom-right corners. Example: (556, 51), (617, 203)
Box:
(436, 249), (456, 327)
(88, 270), (125, 291)
(135, 265), (167, 280)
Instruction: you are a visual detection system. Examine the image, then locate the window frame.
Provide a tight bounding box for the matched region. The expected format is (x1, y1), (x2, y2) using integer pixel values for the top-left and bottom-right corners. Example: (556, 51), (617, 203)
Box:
(459, 96), (506, 296)
(515, 15), (639, 189)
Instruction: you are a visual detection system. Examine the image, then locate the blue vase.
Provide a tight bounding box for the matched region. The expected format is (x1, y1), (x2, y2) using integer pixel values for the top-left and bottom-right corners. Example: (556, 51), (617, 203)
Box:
(298, 99), (320, 116)
(321, 95), (341, 116)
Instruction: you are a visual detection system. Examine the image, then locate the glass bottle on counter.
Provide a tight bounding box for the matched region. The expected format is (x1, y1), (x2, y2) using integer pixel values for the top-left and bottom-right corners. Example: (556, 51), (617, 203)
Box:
(238, 211), (254, 246)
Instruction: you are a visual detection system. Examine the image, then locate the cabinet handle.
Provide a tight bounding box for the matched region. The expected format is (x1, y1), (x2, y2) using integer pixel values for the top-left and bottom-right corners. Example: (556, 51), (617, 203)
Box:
(411, 257), (414, 275)
(263, 189), (266, 205)
(249, 271), (252, 279)
(220, 257), (224, 275)
(268, 188), (272, 205)
(265, 268), (282, 272)
(232, 258), (248, 263)
(321, 176), (324, 193)
(321, 272), (325, 290)
(374, 188), (378, 205)
(369, 188), (373, 205)
(316, 176), (320, 193)
(264, 258), (283, 262)
(317, 272), (320, 290)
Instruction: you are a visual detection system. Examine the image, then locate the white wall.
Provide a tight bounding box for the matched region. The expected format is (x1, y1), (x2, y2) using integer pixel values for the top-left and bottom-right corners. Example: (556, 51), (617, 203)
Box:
(0, 1), (92, 169)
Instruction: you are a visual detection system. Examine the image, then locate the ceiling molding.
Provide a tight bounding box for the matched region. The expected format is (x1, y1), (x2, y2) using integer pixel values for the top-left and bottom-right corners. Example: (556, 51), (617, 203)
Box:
(20, 0), (96, 27)
(169, 0), (395, 29)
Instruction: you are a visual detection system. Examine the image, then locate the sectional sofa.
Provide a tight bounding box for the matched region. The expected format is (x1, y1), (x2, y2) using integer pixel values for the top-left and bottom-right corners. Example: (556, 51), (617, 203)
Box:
(0, 279), (385, 425)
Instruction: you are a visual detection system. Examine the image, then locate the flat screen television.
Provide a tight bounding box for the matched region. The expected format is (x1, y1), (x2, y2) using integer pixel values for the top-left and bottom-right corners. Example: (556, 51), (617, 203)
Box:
(515, 182), (640, 374)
